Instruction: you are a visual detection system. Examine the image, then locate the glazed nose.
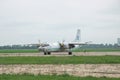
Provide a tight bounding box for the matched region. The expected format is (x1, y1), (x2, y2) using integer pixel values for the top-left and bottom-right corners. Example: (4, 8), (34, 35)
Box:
(38, 47), (44, 51)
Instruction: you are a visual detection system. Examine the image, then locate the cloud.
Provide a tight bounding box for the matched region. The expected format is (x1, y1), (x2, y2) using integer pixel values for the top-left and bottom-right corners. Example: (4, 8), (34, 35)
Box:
(0, 0), (120, 45)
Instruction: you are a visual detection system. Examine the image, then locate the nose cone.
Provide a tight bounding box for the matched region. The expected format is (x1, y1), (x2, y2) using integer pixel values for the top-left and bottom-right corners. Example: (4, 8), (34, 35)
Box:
(38, 47), (44, 51)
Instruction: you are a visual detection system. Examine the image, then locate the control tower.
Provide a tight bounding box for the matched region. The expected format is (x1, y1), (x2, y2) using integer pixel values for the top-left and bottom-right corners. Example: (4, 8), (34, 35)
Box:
(117, 38), (120, 46)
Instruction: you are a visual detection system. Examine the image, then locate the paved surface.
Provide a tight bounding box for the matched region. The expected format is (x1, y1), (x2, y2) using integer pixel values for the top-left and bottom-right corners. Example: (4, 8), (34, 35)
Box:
(0, 64), (120, 78)
(0, 52), (120, 56)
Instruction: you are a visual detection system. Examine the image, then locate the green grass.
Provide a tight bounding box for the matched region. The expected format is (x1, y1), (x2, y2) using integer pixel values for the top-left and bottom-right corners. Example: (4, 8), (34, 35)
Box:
(0, 56), (120, 64)
(0, 49), (39, 53)
(0, 74), (119, 80)
(73, 48), (120, 52)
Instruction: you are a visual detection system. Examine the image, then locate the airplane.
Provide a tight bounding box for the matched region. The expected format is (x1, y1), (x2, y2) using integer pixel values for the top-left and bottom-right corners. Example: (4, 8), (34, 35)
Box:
(37, 29), (90, 55)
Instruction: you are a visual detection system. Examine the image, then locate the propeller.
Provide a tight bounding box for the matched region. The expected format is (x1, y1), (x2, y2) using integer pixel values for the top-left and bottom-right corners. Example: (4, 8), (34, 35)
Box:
(36, 40), (41, 47)
(38, 40), (49, 47)
(58, 40), (65, 48)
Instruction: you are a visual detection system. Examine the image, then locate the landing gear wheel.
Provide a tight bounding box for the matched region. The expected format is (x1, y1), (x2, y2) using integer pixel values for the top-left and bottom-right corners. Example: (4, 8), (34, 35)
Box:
(68, 52), (72, 55)
(48, 52), (51, 55)
(44, 52), (47, 55)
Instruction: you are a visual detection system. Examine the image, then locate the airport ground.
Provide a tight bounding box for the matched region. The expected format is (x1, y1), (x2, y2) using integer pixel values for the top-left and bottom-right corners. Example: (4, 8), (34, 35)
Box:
(0, 48), (120, 53)
(0, 52), (120, 56)
(0, 64), (120, 78)
(1, 74), (120, 80)
(0, 52), (120, 79)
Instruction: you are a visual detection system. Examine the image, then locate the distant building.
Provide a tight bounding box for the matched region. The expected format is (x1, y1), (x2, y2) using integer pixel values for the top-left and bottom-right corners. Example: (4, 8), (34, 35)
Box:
(117, 38), (120, 46)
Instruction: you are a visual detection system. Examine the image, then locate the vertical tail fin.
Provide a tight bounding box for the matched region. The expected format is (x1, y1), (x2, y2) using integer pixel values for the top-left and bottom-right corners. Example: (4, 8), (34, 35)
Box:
(75, 29), (81, 42)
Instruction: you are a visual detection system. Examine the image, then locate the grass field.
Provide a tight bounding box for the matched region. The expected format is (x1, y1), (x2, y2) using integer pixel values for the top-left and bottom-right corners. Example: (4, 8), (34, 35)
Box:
(0, 49), (39, 53)
(73, 48), (120, 52)
(0, 74), (119, 80)
(0, 56), (120, 64)
(0, 48), (120, 53)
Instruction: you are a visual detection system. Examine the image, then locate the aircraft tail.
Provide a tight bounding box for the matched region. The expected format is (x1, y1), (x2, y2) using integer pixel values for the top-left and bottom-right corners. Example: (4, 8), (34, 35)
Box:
(74, 29), (81, 42)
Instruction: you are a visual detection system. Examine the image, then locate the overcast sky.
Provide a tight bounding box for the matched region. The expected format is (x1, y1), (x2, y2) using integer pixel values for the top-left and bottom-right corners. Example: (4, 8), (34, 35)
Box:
(0, 0), (120, 45)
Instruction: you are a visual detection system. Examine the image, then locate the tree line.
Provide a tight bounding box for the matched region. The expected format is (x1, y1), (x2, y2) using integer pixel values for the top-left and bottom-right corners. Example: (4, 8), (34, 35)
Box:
(0, 44), (119, 49)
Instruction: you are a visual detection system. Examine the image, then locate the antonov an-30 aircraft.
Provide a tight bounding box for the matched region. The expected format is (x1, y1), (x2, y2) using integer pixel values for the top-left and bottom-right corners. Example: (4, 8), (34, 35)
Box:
(37, 29), (89, 55)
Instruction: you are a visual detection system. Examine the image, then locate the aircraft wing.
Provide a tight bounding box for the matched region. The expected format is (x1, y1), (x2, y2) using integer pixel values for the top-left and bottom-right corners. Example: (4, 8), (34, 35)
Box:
(68, 42), (89, 45)
(68, 41), (91, 48)
(28, 43), (49, 47)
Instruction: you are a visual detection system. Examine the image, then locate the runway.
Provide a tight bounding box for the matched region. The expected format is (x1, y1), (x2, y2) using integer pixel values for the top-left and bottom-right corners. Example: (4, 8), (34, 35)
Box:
(0, 52), (120, 56)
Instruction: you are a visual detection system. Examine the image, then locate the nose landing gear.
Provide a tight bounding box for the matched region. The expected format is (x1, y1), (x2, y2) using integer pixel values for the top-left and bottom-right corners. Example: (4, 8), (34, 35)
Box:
(68, 52), (72, 55)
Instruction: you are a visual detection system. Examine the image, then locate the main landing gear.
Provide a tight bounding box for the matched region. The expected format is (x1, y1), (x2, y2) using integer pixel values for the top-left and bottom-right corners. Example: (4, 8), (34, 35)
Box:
(68, 52), (72, 55)
(44, 52), (51, 55)
(43, 51), (72, 55)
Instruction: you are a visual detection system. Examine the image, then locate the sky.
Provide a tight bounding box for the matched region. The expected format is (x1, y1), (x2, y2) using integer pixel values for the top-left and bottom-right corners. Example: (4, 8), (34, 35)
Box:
(0, 0), (120, 45)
